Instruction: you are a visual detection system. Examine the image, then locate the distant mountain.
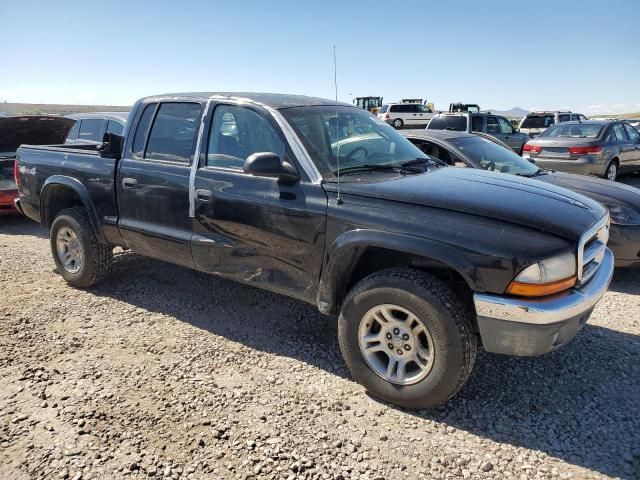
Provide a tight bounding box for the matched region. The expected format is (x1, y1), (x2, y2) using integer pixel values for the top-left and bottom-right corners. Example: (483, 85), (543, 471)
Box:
(482, 107), (530, 118)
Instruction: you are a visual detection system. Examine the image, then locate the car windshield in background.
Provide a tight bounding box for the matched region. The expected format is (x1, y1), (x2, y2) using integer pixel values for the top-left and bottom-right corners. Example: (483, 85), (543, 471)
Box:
(540, 123), (603, 139)
(281, 106), (428, 180)
(449, 136), (540, 176)
(521, 115), (555, 129)
(427, 116), (466, 131)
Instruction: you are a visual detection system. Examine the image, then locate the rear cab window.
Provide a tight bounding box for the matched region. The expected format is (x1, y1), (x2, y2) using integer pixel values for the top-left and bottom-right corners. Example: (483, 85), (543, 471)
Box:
(427, 115), (466, 131)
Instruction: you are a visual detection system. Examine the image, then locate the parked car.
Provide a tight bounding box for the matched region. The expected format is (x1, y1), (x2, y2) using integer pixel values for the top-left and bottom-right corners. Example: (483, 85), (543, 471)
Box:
(65, 112), (128, 145)
(378, 103), (434, 129)
(403, 129), (640, 267)
(519, 111), (587, 138)
(0, 115), (75, 215)
(426, 112), (530, 154)
(522, 120), (640, 181)
(16, 92), (613, 409)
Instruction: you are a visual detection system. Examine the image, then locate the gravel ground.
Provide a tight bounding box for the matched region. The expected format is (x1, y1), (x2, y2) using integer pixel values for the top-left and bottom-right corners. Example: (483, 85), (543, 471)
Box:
(1, 175), (639, 480)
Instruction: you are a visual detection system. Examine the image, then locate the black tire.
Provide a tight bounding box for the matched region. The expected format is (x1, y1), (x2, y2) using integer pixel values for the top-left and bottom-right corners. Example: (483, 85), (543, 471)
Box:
(338, 268), (476, 409)
(604, 160), (618, 181)
(392, 118), (403, 129)
(50, 207), (112, 288)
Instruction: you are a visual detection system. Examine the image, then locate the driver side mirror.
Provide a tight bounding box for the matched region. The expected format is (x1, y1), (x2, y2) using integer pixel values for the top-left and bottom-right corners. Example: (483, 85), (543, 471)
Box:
(244, 152), (299, 182)
(99, 131), (123, 159)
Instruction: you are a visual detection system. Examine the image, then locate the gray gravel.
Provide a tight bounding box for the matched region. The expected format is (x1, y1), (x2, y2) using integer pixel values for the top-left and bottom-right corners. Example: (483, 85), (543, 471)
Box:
(1, 175), (639, 479)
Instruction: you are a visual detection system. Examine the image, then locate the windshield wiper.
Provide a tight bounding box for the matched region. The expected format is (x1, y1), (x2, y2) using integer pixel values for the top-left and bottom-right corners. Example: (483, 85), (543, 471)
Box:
(334, 164), (421, 176)
(514, 169), (545, 178)
(401, 157), (445, 167)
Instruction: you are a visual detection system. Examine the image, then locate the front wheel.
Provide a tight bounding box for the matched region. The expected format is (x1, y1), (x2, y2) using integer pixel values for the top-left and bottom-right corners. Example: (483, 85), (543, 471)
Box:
(50, 207), (113, 288)
(338, 268), (477, 409)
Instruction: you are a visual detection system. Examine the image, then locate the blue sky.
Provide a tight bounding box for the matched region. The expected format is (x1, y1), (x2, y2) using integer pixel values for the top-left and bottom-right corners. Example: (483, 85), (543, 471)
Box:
(1, 0), (639, 114)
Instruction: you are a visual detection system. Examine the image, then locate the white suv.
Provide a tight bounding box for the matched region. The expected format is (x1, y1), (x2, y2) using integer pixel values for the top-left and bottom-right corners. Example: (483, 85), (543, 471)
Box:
(379, 103), (434, 129)
(519, 111), (587, 138)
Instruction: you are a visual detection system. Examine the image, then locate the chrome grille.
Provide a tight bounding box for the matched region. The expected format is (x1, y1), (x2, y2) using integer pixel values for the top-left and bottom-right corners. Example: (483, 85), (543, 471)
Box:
(577, 215), (609, 285)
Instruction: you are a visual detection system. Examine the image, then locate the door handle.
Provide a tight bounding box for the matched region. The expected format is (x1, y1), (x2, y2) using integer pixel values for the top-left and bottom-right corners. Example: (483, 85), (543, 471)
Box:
(121, 177), (138, 189)
(195, 189), (214, 203)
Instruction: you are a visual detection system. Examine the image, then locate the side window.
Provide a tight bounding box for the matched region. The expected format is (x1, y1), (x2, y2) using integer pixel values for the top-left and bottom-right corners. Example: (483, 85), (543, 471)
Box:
(389, 105), (398, 113)
(498, 117), (514, 134)
(471, 115), (483, 132)
(611, 123), (629, 143)
(570, 114), (581, 121)
(206, 105), (286, 170)
(107, 120), (124, 136)
(416, 104), (430, 113)
(486, 116), (500, 134)
(624, 124), (639, 142)
(558, 114), (571, 122)
(66, 121), (79, 141)
(78, 119), (103, 142)
(132, 104), (157, 158)
(406, 104), (418, 113)
(145, 102), (203, 163)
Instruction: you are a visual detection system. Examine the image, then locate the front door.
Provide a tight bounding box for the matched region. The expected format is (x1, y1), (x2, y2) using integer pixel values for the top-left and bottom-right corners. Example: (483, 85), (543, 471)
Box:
(191, 102), (327, 302)
(610, 122), (634, 172)
(117, 101), (204, 268)
(623, 124), (640, 169)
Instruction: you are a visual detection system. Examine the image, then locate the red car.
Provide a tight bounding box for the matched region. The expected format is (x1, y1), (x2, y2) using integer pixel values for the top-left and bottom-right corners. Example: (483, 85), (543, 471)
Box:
(0, 115), (75, 214)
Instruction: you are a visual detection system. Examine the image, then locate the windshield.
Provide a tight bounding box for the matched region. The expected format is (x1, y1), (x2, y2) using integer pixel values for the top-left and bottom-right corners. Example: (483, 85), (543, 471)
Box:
(427, 116), (466, 131)
(449, 136), (540, 176)
(281, 106), (429, 180)
(521, 115), (555, 129)
(539, 123), (604, 139)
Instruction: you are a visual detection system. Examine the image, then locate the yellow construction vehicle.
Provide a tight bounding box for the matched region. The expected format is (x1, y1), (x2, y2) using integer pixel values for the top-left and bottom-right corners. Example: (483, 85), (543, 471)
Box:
(353, 96), (383, 115)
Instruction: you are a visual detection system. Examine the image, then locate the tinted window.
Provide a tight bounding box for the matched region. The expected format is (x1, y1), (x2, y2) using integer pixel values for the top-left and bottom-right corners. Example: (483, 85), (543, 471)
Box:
(611, 123), (629, 142)
(558, 114), (571, 122)
(405, 104), (418, 113)
(145, 103), (202, 163)
(427, 115), (466, 131)
(450, 136), (540, 175)
(107, 120), (124, 136)
(624, 124), (639, 141)
(541, 123), (604, 138)
(207, 105), (285, 170)
(416, 104), (431, 113)
(498, 117), (513, 134)
(132, 104), (157, 158)
(486, 116), (500, 134)
(66, 121), (79, 141)
(471, 115), (483, 132)
(521, 115), (555, 128)
(78, 119), (103, 142)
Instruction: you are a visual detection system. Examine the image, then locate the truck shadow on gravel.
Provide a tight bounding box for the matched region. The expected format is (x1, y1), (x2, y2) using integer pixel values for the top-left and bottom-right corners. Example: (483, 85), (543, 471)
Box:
(0, 215), (48, 238)
(94, 251), (639, 480)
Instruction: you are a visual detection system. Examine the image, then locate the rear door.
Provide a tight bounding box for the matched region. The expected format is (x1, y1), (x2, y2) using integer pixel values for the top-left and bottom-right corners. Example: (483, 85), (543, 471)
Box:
(191, 102), (327, 302)
(117, 101), (203, 267)
(496, 116), (520, 151)
(404, 104), (420, 125)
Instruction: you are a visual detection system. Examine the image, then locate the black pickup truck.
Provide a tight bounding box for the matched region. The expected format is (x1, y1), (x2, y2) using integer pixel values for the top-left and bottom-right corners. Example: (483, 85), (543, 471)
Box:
(15, 92), (614, 408)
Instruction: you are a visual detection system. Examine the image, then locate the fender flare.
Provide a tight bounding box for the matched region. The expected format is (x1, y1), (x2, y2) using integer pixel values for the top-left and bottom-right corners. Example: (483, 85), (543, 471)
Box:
(40, 175), (106, 244)
(316, 229), (484, 315)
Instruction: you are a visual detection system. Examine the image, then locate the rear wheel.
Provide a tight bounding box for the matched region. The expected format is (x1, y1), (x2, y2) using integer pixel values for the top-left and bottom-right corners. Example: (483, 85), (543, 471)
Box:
(50, 207), (112, 288)
(338, 268), (477, 409)
(604, 160), (618, 181)
(392, 119), (404, 129)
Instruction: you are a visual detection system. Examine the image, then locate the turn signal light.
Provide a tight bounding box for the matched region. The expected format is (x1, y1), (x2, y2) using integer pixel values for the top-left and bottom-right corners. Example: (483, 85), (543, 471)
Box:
(522, 143), (541, 153)
(506, 276), (577, 297)
(567, 146), (602, 154)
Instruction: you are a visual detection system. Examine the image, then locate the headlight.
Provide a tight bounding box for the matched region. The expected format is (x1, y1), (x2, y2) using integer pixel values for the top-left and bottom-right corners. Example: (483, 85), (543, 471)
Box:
(506, 252), (577, 297)
(604, 203), (640, 226)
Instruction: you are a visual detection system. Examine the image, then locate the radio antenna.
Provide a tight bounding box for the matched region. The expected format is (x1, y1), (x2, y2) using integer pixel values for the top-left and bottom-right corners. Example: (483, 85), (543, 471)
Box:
(334, 45), (343, 205)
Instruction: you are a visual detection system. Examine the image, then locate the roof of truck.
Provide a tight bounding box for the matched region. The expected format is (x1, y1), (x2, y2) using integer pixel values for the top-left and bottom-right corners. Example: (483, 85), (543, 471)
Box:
(151, 92), (354, 109)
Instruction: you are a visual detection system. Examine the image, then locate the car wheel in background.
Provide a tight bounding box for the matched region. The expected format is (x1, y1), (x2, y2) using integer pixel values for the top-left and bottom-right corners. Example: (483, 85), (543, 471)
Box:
(338, 268), (477, 409)
(392, 119), (403, 129)
(604, 161), (618, 181)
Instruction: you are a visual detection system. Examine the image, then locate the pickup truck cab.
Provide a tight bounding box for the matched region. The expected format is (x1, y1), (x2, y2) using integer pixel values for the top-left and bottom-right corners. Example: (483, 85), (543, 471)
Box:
(16, 92), (614, 408)
(65, 112), (128, 145)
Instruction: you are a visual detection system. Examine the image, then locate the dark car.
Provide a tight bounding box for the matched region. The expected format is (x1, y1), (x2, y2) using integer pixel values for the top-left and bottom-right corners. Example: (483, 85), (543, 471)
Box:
(522, 120), (640, 181)
(426, 112), (530, 154)
(403, 129), (640, 267)
(65, 112), (129, 145)
(16, 92), (614, 409)
(0, 115), (75, 214)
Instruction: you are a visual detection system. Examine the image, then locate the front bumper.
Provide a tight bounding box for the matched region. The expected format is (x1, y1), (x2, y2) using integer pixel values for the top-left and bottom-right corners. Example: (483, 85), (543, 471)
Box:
(609, 224), (640, 267)
(473, 248), (614, 356)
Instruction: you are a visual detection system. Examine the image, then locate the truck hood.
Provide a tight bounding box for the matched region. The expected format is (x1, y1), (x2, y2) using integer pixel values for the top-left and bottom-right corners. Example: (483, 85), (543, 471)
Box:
(0, 116), (75, 155)
(330, 168), (606, 241)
